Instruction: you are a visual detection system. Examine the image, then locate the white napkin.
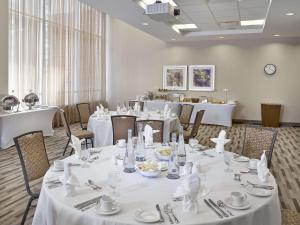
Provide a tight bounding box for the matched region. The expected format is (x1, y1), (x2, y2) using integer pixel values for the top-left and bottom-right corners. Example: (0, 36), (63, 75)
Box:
(163, 104), (169, 117)
(210, 130), (230, 153)
(174, 173), (200, 214)
(201, 99), (208, 103)
(144, 106), (148, 113)
(257, 150), (269, 183)
(134, 102), (140, 111)
(69, 135), (85, 159)
(59, 162), (80, 197)
(143, 124), (153, 146)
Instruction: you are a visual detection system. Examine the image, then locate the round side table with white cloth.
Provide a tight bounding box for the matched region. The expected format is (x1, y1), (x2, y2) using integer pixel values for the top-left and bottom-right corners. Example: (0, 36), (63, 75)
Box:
(32, 146), (281, 225)
(87, 111), (180, 147)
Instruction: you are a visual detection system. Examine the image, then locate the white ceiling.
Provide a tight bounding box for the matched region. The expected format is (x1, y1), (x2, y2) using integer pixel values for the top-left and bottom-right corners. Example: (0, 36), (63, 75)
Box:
(80, 0), (300, 42)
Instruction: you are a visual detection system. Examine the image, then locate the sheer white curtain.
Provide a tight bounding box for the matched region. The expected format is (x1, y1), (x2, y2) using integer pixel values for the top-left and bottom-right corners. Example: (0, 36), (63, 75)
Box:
(9, 0), (105, 115)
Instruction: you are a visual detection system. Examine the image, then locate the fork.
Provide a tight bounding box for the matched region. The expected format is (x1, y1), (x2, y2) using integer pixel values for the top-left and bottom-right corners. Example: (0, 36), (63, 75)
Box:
(217, 200), (233, 216)
(163, 205), (174, 224)
(166, 203), (180, 223)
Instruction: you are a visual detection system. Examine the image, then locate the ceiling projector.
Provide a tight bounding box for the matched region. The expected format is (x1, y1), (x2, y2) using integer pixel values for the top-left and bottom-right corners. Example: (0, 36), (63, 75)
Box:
(145, 1), (180, 22)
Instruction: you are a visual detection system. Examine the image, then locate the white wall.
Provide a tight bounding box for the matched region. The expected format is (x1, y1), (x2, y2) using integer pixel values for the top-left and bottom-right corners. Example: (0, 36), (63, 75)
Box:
(0, 0), (8, 96)
(107, 17), (300, 123)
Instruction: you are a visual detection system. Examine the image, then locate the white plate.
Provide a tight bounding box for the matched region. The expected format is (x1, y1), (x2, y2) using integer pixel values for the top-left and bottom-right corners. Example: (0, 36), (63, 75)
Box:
(94, 205), (121, 215)
(234, 156), (249, 162)
(134, 209), (160, 223)
(224, 197), (251, 210)
(246, 186), (273, 197)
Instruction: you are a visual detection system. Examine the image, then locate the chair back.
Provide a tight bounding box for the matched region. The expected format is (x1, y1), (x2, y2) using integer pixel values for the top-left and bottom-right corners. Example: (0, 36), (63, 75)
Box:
(111, 115), (136, 144)
(14, 131), (50, 195)
(76, 103), (90, 129)
(129, 101), (144, 111)
(179, 104), (194, 126)
(190, 110), (205, 139)
(242, 125), (277, 168)
(136, 120), (164, 143)
(60, 109), (71, 137)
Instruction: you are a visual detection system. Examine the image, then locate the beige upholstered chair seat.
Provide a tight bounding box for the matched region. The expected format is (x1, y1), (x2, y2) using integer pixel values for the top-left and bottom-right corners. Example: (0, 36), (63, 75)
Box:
(183, 130), (191, 139)
(282, 209), (300, 225)
(72, 130), (94, 139)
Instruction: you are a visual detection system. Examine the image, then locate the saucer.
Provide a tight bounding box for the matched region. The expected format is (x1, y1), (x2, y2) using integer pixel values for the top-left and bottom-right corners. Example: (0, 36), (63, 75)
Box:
(117, 144), (126, 148)
(94, 205), (121, 215)
(247, 165), (257, 171)
(134, 209), (160, 223)
(224, 197), (251, 210)
(246, 186), (273, 197)
(234, 156), (249, 162)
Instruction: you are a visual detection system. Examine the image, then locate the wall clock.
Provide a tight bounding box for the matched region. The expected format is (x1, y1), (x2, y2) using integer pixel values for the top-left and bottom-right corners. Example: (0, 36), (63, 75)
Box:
(264, 64), (277, 75)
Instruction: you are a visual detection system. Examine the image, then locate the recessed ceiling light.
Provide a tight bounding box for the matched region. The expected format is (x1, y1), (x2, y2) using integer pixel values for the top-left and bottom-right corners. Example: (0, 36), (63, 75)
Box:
(240, 19), (265, 26)
(171, 38), (176, 41)
(172, 24), (197, 30)
(142, 22), (149, 26)
(285, 12), (295, 16)
(273, 34), (280, 37)
(219, 36), (225, 39)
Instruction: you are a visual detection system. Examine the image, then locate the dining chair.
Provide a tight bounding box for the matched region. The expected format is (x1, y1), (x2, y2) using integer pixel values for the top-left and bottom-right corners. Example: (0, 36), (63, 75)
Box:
(14, 130), (50, 225)
(128, 100), (144, 111)
(60, 109), (94, 155)
(183, 110), (205, 142)
(282, 209), (300, 225)
(178, 104), (194, 130)
(111, 115), (136, 144)
(136, 120), (164, 143)
(76, 103), (91, 130)
(242, 125), (277, 168)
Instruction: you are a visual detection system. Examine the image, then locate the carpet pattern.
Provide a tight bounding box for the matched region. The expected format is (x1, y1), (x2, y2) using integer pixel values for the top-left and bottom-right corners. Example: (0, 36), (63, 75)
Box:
(0, 123), (299, 225)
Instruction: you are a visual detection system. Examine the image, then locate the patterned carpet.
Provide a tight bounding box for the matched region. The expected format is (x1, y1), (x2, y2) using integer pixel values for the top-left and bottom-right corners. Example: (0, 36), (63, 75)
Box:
(0, 123), (299, 225)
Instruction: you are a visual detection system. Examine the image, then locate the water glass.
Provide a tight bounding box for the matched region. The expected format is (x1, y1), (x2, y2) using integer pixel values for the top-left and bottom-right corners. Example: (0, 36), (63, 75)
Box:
(107, 170), (121, 197)
(224, 152), (233, 173)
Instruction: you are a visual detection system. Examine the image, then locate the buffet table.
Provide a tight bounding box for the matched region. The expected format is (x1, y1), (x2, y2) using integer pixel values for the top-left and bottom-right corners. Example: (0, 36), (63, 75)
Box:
(0, 106), (58, 149)
(32, 145), (281, 225)
(143, 101), (236, 127)
(87, 111), (180, 147)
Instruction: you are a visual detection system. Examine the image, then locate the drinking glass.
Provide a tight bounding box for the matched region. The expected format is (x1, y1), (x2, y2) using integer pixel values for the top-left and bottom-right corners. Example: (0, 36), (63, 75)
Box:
(224, 151), (233, 173)
(107, 170), (121, 197)
(80, 149), (90, 168)
(198, 173), (211, 198)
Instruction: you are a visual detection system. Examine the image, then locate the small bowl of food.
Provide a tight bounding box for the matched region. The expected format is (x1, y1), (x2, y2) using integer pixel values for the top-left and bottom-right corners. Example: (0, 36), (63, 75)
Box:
(155, 146), (172, 161)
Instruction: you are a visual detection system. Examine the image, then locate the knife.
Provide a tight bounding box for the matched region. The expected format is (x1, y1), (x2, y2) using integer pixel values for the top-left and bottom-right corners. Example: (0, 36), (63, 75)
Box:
(208, 199), (229, 217)
(204, 199), (223, 218)
(156, 204), (165, 222)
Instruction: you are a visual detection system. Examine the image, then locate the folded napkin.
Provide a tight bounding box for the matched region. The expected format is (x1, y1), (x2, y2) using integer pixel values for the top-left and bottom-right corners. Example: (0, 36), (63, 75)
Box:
(257, 150), (269, 183)
(69, 135), (85, 159)
(163, 104), (169, 117)
(174, 173), (200, 214)
(210, 130), (230, 153)
(134, 102), (140, 111)
(143, 124), (153, 146)
(59, 162), (80, 197)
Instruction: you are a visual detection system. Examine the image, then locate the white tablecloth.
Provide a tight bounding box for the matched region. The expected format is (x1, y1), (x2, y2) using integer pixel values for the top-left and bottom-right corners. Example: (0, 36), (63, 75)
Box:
(33, 146), (281, 225)
(0, 106), (58, 149)
(144, 101), (236, 127)
(87, 111), (180, 147)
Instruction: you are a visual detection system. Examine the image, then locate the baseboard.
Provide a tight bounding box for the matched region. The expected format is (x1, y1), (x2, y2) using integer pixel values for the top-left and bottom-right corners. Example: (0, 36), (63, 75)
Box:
(233, 119), (300, 127)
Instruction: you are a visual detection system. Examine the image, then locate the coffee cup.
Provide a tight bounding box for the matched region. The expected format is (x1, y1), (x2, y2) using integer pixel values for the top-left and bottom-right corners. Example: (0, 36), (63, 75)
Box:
(230, 192), (247, 207)
(116, 139), (126, 147)
(249, 159), (258, 170)
(97, 195), (116, 212)
(189, 138), (199, 147)
(53, 160), (64, 170)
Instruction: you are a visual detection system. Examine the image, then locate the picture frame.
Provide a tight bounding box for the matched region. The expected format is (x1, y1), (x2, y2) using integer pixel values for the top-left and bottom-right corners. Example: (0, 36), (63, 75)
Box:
(163, 65), (187, 91)
(188, 65), (215, 91)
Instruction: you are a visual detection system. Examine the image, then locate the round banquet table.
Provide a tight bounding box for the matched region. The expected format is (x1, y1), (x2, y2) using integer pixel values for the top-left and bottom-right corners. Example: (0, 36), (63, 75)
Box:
(87, 111), (180, 147)
(32, 146), (281, 225)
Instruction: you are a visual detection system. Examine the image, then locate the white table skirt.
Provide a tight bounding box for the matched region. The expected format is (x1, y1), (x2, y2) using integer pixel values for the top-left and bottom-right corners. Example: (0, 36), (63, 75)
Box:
(87, 112), (180, 147)
(143, 101), (236, 127)
(33, 146), (281, 225)
(0, 106), (58, 149)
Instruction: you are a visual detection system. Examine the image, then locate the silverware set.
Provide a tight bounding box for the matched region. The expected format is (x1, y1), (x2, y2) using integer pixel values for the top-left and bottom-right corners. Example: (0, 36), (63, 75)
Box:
(201, 151), (215, 158)
(74, 196), (102, 211)
(204, 198), (234, 219)
(156, 203), (180, 224)
(46, 179), (63, 189)
(246, 180), (274, 190)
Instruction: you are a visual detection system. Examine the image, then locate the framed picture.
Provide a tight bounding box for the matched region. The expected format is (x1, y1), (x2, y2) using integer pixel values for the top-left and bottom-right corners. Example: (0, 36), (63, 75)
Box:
(188, 65), (215, 91)
(163, 65), (187, 90)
